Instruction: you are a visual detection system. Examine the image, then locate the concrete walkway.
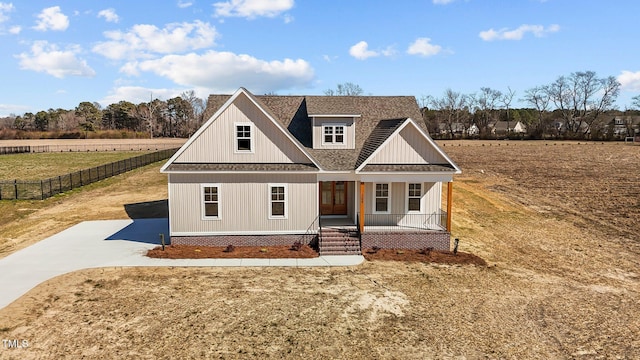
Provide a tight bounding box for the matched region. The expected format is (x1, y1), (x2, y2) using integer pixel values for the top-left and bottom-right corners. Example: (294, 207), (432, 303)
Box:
(0, 219), (364, 309)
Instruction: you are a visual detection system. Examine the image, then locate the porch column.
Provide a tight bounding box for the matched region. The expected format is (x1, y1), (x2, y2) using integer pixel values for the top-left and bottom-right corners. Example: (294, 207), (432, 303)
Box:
(446, 181), (453, 232)
(359, 181), (365, 233)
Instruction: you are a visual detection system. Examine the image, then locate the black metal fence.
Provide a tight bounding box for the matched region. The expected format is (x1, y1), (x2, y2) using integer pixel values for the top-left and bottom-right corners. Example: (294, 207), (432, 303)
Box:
(0, 143), (182, 154)
(0, 148), (177, 200)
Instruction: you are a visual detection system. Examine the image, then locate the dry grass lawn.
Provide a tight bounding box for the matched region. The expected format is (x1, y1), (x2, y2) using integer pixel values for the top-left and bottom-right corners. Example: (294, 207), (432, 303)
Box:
(1, 141), (639, 359)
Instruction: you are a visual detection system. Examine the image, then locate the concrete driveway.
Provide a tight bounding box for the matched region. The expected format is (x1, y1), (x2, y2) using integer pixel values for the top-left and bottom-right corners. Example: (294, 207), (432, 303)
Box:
(0, 219), (364, 309)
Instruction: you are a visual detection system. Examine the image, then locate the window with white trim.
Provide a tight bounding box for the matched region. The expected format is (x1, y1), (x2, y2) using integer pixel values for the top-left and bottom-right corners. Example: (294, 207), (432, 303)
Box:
(235, 123), (253, 152)
(269, 184), (287, 218)
(374, 183), (390, 213)
(323, 124), (345, 144)
(202, 184), (221, 219)
(407, 183), (422, 212)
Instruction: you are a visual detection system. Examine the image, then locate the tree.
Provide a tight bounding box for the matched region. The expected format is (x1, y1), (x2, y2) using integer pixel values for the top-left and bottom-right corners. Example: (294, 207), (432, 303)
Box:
(546, 71), (620, 137)
(324, 82), (364, 96)
(501, 87), (516, 129)
(522, 86), (551, 138)
(429, 89), (471, 139)
(34, 111), (49, 131)
(631, 95), (640, 110)
(75, 102), (102, 132)
(474, 87), (503, 136)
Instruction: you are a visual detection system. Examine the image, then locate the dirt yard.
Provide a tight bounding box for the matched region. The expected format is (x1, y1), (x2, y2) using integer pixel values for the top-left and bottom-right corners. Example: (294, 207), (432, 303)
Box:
(1, 141), (639, 359)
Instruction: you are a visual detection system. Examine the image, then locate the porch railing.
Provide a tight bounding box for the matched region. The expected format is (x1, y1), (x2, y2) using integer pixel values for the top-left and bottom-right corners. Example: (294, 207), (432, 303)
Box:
(362, 212), (447, 232)
(298, 214), (321, 249)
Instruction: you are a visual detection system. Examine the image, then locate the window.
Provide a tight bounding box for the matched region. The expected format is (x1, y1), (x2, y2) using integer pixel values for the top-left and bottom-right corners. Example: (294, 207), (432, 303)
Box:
(269, 184), (287, 218)
(374, 183), (390, 213)
(323, 124), (345, 144)
(235, 123), (253, 152)
(408, 183), (422, 212)
(202, 184), (221, 219)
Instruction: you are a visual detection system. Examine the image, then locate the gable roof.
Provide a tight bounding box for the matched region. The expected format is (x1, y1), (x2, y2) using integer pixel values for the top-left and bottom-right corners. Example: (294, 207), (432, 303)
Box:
(193, 88), (459, 173)
(161, 88), (320, 173)
(355, 118), (461, 174)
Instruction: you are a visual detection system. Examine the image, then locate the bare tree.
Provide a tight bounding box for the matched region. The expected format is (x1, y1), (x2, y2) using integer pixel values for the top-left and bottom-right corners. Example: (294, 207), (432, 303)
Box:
(324, 82), (364, 96)
(475, 87), (503, 136)
(547, 71), (620, 137)
(430, 89), (470, 139)
(632, 95), (640, 110)
(501, 87), (516, 130)
(522, 85), (551, 138)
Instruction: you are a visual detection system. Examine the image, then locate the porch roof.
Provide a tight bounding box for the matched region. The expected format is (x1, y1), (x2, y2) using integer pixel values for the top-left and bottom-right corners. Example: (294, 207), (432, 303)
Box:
(359, 164), (457, 172)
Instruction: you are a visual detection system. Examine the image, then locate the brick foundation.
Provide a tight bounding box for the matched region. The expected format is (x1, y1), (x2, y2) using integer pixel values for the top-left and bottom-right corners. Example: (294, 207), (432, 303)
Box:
(361, 231), (450, 252)
(170, 234), (314, 247)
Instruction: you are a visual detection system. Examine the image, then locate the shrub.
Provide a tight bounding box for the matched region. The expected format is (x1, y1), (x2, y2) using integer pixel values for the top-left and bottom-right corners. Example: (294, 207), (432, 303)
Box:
(223, 244), (235, 253)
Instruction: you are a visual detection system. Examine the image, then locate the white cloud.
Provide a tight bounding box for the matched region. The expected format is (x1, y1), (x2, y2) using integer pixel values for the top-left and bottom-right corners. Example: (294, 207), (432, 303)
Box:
(98, 8), (119, 23)
(407, 37), (442, 57)
(0, 103), (30, 117)
(213, 0), (294, 19)
(618, 70), (640, 91)
(17, 41), (95, 78)
(127, 50), (314, 93)
(0, 2), (14, 23)
(349, 41), (379, 60)
(34, 6), (69, 31)
(99, 86), (183, 107)
(92, 20), (217, 60)
(9, 25), (20, 34)
(177, 0), (193, 8)
(433, 0), (455, 4)
(479, 24), (560, 41)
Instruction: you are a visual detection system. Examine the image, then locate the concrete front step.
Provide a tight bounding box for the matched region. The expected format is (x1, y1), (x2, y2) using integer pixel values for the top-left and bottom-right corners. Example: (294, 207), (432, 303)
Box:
(318, 227), (361, 255)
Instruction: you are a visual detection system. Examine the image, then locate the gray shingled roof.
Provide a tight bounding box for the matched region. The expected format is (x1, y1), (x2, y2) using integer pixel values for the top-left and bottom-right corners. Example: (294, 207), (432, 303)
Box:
(166, 163), (318, 172)
(360, 164), (456, 172)
(201, 92), (431, 171)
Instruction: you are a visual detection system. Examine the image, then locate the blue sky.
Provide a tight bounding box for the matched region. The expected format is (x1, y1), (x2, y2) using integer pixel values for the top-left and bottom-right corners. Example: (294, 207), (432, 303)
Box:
(1, 0), (639, 116)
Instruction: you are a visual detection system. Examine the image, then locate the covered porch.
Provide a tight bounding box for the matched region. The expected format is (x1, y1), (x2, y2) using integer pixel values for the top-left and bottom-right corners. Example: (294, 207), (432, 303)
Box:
(317, 179), (454, 253)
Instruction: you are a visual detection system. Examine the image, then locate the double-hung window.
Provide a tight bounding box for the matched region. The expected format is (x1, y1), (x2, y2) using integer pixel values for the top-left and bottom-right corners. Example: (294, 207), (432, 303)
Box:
(374, 183), (390, 213)
(202, 184), (221, 219)
(235, 123), (253, 152)
(407, 183), (422, 212)
(269, 184), (287, 218)
(323, 124), (345, 144)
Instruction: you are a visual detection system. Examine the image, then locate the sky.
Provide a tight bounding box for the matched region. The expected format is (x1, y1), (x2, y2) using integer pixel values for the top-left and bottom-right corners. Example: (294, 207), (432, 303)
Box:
(1, 0), (640, 116)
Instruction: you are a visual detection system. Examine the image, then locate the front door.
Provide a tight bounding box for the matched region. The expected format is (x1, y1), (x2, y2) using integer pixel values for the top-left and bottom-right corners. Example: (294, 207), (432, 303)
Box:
(320, 181), (347, 215)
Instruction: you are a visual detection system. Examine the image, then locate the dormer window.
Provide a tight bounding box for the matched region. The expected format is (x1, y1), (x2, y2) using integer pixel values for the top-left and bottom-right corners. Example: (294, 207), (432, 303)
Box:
(323, 124), (345, 145)
(235, 123), (253, 152)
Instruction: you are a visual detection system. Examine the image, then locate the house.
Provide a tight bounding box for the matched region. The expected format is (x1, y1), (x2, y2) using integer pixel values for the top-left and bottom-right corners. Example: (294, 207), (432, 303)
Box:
(605, 116), (640, 139)
(161, 88), (461, 255)
(491, 121), (527, 135)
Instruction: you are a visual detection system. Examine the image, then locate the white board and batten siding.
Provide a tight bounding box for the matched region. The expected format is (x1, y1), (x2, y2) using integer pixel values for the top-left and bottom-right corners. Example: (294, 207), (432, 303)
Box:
(368, 126), (449, 165)
(169, 173), (318, 235)
(312, 117), (356, 149)
(174, 93), (310, 164)
(363, 181), (442, 216)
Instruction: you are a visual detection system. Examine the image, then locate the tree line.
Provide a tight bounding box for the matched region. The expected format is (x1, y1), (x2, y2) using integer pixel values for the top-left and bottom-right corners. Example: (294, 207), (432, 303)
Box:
(422, 71), (640, 140)
(1, 73), (639, 140)
(0, 90), (206, 139)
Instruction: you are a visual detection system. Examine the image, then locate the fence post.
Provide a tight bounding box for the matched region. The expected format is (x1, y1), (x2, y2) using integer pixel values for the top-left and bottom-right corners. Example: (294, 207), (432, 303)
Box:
(49, 177), (53, 198)
(41, 180), (44, 200)
(14, 179), (18, 200)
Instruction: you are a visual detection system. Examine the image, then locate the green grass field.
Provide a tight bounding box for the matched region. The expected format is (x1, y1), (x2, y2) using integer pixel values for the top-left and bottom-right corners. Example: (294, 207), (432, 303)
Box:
(0, 151), (151, 180)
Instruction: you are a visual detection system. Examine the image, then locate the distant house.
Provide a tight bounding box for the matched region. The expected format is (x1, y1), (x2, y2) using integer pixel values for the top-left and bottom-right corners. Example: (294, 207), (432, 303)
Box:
(437, 122), (468, 138)
(605, 116), (640, 138)
(467, 123), (480, 136)
(161, 88), (461, 255)
(491, 121), (527, 135)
